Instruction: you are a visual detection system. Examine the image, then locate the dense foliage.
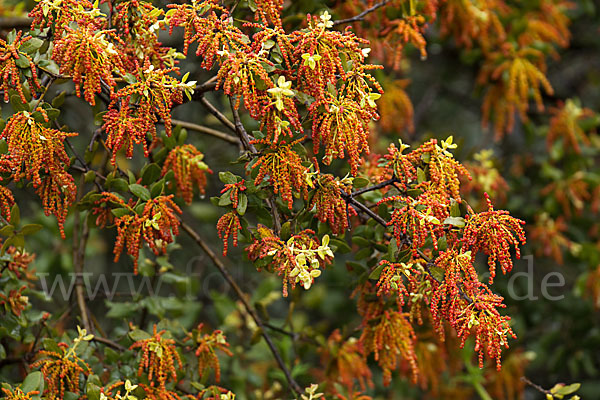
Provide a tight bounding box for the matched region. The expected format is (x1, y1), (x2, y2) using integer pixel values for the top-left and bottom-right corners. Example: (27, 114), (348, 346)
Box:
(0, 0), (598, 399)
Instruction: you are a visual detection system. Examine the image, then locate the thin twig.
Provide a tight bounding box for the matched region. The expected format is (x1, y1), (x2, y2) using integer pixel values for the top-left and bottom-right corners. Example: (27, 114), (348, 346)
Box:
(521, 377), (550, 395)
(198, 95), (237, 133)
(93, 336), (127, 352)
(263, 322), (320, 346)
(169, 118), (238, 144)
(181, 222), (303, 396)
(73, 175), (92, 333)
(351, 177), (401, 197)
(332, 0), (391, 26)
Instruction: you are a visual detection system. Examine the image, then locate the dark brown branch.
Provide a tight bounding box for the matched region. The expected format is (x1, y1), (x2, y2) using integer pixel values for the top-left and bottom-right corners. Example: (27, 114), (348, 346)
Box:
(351, 177), (401, 197)
(190, 80), (218, 101)
(93, 336), (127, 352)
(521, 377), (551, 395)
(181, 222), (303, 396)
(198, 95), (237, 133)
(332, 0), (391, 26)
(228, 96), (282, 234)
(0, 17), (32, 31)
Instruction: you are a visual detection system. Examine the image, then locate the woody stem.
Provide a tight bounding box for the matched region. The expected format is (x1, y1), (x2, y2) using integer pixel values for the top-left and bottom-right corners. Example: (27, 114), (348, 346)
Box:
(181, 222), (303, 396)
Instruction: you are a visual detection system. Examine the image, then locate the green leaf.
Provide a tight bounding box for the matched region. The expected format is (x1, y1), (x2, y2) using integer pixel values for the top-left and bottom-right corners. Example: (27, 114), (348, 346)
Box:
(83, 170), (96, 184)
(368, 264), (384, 280)
(45, 107), (60, 120)
(19, 38), (44, 54)
(10, 94), (29, 112)
(280, 221), (291, 241)
(551, 383), (581, 396)
(63, 391), (79, 400)
(450, 199), (461, 217)
(129, 184), (151, 201)
(10, 204), (20, 226)
(128, 329), (151, 342)
(108, 178), (129, 193)
(218, 192), (232, 206)
(163, 133), (176, 149)
(51, 91), (67, 108)
(329, 238), (351, 253)
(106, 301), (140, 319)
(20, 224), (43, 236)
(141, 163), (162, 185)
(353, 177), (370, 188)
(86, 382), (101, 400)
(21, 371), (44, 394)
(42, 338), (61, 353)
(351, 236), (370, 247)
(15, 54), (31, 68)
(123, 73), (137, 84)
(111, 208), (130, 218)
(150, 179), (165, 198)
(0, 139), (7, 154)
(443, 216), (466, 228)
(417, 167), (426, 184)
(236, 194), (248, 215)
(0, 225), (15, 236)
(219, 171), (237, 184)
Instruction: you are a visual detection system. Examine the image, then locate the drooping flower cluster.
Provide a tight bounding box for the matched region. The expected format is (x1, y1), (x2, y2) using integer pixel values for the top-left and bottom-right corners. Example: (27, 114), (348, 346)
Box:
(358, 308), (419, 386)
(162, 144), (212, 204)
(216, 211), (242, 256)
(309, 174), (355, 234)
(0, 286), (29, 316)
(246, 227), (333, 296)
(461, 149), (509, 202)
(29, 0), (100, 35)
(252, 142), (310, 209)
(462, 194), (526, 283)
(0, 30), (41, 103)
(547, 99), (597, 154)
(104, 62), (192, 163)
(310, 92), (378, 175)
(412, 137), (472, 201)
(220, 180), (247, 210)
(36, 171), (77, 239)
(374, 260), (417, 303)
(30, 327), (93, 400)
(291, 12), (369, 100)
(185, 324), (233, 382)
(0, 110), (76, 187)
(0, 185), (15, 221)
(130, 325), (183, 389)
(0, 110), (77, 237)
(52, 27), (124, 105)
(166, 1), (245, 68)
(111, 1), (174, 70)
(430, 249), (516, 369)
(379, 195), (446, 255)
(95, 193), (182, 273)
(480, 44), (554, 137)
(0, 243), (35, 280)
(319, 330), (373, 393)
(102, 105), (152, 165)
(216, 51), (273, 119)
